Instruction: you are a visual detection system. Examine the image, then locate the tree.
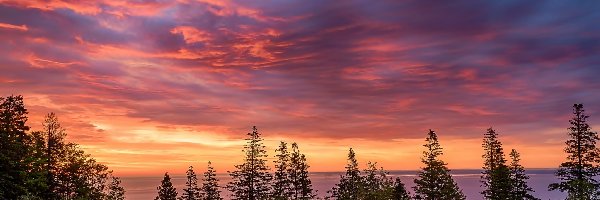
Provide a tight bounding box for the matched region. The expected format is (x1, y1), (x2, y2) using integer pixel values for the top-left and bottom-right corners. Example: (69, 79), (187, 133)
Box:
(227, 126), (272, 200)
(0, 95), (31, 199)
(202, 161), (223, 200)
(289, 143), (316, 200)
(413, 130), (465, 200)
(42, 113), (67, 199)
(156, 172), (178, 200)
(509, 149), (538, 200)
(481, 127), (512, 200)
(550, 104), (600, 199)
(181, 166), (201, 200)
(107, 176), (126, 200)
(392, 177), (410, 200)
(362, 161), (394, 199)
(273, 141), (291, 199)
(329, 148), (362, 199)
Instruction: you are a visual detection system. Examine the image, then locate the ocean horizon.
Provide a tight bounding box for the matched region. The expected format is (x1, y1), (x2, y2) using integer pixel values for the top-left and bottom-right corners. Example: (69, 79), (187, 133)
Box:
(122, 168), (564, 200)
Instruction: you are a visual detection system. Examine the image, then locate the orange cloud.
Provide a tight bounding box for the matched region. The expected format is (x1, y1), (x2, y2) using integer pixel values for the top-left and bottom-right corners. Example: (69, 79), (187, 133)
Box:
(0, 22), (28, 31)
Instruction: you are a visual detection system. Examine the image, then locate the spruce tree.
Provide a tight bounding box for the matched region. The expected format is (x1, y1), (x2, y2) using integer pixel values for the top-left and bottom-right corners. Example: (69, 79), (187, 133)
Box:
(42, 113), (66, 199)
(329, 148), (362, 199)
(107, 176), (126, 200)
(273, 141), (291, 199)
(0, 95), (31, 198)
(392, 177), (410, 200)
(481, 127), (512, 200)
(156, 172), (178, 200)
(509, 149), (538, 200)
(181, 166), (201, 200)
(362, 161), (394, 199)
(202, 161), (222, 200)
(413, 130), (465, 200)
(289, 143), (315, 199)
(227, 126), (272, 200)
(549, 104), (600, 199)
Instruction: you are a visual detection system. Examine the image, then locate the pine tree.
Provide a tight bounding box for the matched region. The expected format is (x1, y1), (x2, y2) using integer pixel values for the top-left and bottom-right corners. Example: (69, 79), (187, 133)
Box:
(413, 130), (465, 200)
(156, 172), (178, 200)
(362, 161), (394, 199)
(329, 148), (363, 199)
(549, 104), (600, 199)
(227, 126), (272, 200)
(481, 127), (512, 200)
(0, 95), (31, 198)
(509, 149), (538, 200)
(202, 161), (222, 200)
(181, 166), (201, 200)
(273, 141), (291, 199)
(289, 143), (315, 200)
(42, 113), (66, 199)
(392, 177), (410, 200)
(107, 176), (126, 200)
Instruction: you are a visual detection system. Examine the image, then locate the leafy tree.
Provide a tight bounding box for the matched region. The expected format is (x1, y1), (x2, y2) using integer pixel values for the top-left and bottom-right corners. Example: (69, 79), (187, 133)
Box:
(107, 176), (126, 200)
(392, 177), (410, 200)
(481, 127), (512, 200)
(509, 149), (538, 200)
(0, 95), (31, 198)
(227, 126), (272, 200)
(156, 172), (178, 200)
(273, 141), (291, 199)
(202, 161), (223, 200)
(413, 130), (465, 200)
(329, 148), (362, 199)
(550, 104), (600, 199)
(289, 143), (316, 199)
(181, 166), (201, 200)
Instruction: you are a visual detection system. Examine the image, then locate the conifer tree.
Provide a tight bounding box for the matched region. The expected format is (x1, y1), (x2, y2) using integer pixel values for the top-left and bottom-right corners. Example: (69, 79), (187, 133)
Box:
(0, 95), (31, 198)
(362, 161), (394, 199)
(156, 172), (178, 200)
(329, 148), (362, 199)
(392, 177), (410, 200)
(273, 141), (291, 199)
(227, 126), (272, 200)
(413, 130), (465, 200)
(202, 161), (222, 200)
(107, 176), (126, 200)
(481, 127), (512, 200)
(42, 113), (66, 199)
(509, 149), (538, 200)
(289, 143), (315, 200)
(549, 104), (600, 199)
(181, 166), (201, 200)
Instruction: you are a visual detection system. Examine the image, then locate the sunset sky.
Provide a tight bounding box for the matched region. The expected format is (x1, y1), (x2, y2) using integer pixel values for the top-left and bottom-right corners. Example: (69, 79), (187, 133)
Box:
(1, 0), (600, 176)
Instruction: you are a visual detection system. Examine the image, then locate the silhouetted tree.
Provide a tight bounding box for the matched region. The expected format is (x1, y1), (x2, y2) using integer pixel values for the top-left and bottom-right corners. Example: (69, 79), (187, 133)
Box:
(181, 166), (201, 200)
(107, 176), (126, 200)
(413, 130), (465, 200)
(550, 104), (600, 199)
(481, 127), (512, 200)
(392, 177), (410, 200)
(227, 126), (272, 200)
(509, 149), (538, 200)
(202, 161), (222, 200)
(156, 172), (178, 200)
(0, 95), (31, 198)
(362, 161), (394, 199)
(329, 148), (362, 199)
(289, 143), (315, 199)
(273, 141), (291, 199)
(42, 113), (66, 199)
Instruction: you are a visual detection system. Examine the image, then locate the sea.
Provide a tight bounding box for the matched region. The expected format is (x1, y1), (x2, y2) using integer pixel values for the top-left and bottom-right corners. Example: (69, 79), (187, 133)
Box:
(121, 169), (564, 200)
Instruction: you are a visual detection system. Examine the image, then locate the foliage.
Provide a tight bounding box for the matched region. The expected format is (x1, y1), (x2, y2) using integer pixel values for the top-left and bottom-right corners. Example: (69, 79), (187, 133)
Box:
(156, 172), (178, 200)
(481, 127), (512, 200)
(509, 149), (539, 200)
(273, 141), (292, 199)
(181, 166), (201, 200)
(289, 143), (316, 199)
(202, 161), (223, 200)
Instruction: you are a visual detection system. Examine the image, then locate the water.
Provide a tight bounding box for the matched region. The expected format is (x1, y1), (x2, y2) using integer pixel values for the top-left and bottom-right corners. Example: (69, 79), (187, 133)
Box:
(121, 169), (564, 200)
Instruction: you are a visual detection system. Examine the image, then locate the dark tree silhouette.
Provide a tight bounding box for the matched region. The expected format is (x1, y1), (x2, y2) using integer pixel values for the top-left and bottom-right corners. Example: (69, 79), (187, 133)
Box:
(329, 148), (362, 199)
(392, 177), (410, 200)
(273, 141), (291, 199)
(156, 172), (178, 200)
(42, 113), (66, 199)
(550, 104), (600, 199)
(202, 161), (223, 200)
(413, 130), (465, 200)
(107, 176), (126, 200)
(509, 149), (539, 200)
(289, 143), (315, 199)
(181, 166), (201, 200)
(0, 95), (30, 198)
(481, 127), (512, 200)
(227, 126), (272, 200)
(362, 161), (394, 199)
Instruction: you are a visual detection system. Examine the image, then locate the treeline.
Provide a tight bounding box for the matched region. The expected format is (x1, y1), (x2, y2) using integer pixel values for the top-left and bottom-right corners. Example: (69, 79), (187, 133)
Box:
(0, 95), (125, 200)
(155, 104), (600, 200)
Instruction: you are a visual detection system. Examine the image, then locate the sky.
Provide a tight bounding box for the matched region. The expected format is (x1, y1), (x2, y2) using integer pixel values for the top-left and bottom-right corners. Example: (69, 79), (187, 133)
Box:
(1, 0), (600, 176)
